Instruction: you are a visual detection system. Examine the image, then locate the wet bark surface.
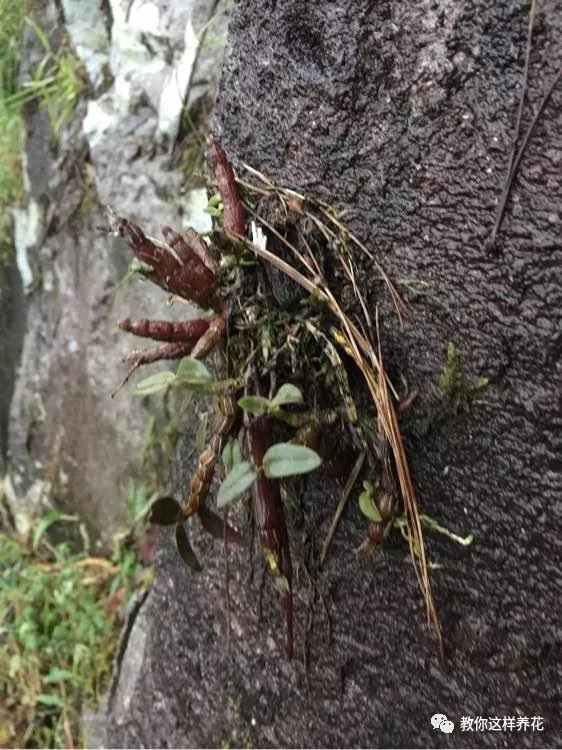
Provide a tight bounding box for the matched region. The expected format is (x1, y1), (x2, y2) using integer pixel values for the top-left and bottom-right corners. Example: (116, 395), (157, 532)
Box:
(105, 1), (561, 747)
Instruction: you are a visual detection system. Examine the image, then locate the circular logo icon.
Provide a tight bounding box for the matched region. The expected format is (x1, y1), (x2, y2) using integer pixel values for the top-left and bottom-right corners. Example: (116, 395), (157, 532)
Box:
(431, 714), (455, 733)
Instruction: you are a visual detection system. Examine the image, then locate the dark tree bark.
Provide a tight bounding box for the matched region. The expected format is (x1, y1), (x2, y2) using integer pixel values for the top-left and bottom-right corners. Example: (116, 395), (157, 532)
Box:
(105, 2), (561, 747)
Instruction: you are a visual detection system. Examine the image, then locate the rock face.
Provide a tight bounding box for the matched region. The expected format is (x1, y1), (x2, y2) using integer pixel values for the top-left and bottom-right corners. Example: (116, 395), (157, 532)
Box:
(4, 0), (228, 538)
(103, 0), (561, 748)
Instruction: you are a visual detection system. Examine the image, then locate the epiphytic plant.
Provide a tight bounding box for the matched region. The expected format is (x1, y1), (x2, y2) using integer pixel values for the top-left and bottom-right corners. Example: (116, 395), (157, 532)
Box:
(111, 138), (444, 657)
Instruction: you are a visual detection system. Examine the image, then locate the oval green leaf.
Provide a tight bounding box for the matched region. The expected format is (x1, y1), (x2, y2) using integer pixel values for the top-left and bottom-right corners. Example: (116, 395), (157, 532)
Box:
(133, 371), (175, 395)
(129, 257), (154, 275)
(149, 496), (181, 525)
(206, 192), (222, 209)
(237, 395), (271, 415)
(262, 443), (322, 479)
(271, 383), (304, 407)
(358, 482), (382, 523)
(217, 461), (258, 508)
(222, 439), (242, 474)
(176, 356), (212, 382)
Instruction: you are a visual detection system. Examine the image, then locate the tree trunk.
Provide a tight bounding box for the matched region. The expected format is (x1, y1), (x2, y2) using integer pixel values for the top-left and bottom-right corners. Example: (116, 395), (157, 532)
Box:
(104, 1), (561, 747)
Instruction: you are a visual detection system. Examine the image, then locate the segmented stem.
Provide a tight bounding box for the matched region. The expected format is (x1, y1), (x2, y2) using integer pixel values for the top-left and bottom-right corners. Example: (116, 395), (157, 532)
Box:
(210, 139), (246, 237)
(245, 376), (293, 659)
(119, 317), (210, 342)
(182, 392), (237, 517)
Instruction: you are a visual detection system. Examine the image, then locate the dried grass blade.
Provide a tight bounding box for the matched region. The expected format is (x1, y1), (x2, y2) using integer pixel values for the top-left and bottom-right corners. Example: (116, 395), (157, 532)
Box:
(328, 301), (441, 651)
(373, 310), (442, 653)
(320, 450), (366, 564)
(238, 166), (406, 323)
(317, 207), (408, 324)
(245, 206), (316, 277)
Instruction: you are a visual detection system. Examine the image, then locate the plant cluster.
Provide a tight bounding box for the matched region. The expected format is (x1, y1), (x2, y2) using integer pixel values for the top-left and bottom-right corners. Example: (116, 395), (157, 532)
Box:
(136, 365), (323, 508)
(115, 144), (478, 658)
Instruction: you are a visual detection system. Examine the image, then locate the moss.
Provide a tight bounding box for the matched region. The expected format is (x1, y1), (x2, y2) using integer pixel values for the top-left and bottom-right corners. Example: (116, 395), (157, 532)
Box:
(77, 163), (101, 216)
(139, 388), (195, 493)
(140, 415), (181, 493)
(437, 342), (489, 415)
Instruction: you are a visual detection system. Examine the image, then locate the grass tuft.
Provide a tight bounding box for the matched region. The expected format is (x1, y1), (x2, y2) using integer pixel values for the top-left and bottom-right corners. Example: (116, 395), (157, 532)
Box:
(0, 486), (153, 748)
(0, 3), (86, 254)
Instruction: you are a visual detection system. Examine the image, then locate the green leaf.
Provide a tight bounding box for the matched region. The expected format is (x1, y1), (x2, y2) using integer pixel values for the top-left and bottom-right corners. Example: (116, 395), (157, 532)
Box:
(43, 667), (75, 684)
(118, 257), (154, 287)
(133, 371), (175, 395)
(222, 439), (242, 474)
(271, 384), (304, 407)
(358, 481), (382, 523)
(175, 523), (202, 571)
(129, 257), (154, 275)
(176, 357), (212, 382)
(149, 496), (181, 525)
(37, 693), (64, 707)
(177, 377), (242, 395)
(217, 461), (258, 508)
(206, 192), (222, 209)
(262, 443), (322, 479)
(237, 395), (271, 415)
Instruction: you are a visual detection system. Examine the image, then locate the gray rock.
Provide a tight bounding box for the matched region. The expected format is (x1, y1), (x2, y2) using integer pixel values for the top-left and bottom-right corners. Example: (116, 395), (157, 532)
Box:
(0, 259), (24, 477)
(60, 0), (111, 90)
(4, 0), (227, 539)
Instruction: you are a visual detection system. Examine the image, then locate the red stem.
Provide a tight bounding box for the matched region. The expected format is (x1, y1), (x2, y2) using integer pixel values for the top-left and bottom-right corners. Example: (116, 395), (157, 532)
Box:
(210, 139), (246, 238)
(246, 381), (293, 659)
(119, 317), (210, 342)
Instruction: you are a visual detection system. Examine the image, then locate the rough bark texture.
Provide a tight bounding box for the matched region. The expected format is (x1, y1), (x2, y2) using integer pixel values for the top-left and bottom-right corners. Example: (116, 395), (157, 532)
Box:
(103, 1), (561, 747)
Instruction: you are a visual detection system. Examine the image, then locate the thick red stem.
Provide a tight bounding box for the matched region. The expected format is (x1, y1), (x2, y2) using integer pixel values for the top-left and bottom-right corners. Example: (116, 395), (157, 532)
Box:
(246, 378), (293, 659)
(119, 317), (210, 342)
(210, 139), (246, 238)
